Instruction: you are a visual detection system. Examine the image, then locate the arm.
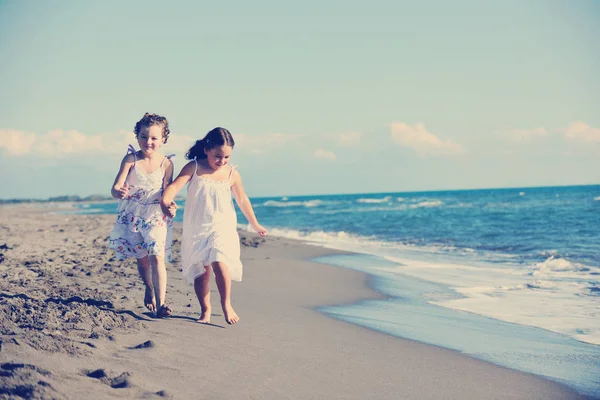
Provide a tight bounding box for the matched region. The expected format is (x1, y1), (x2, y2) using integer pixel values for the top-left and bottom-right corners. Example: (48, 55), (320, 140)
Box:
(160, 161), (195, 217)
(111, 154), (135, 199)
(162, 158), (175, 190)
(231, 169), (267, 236)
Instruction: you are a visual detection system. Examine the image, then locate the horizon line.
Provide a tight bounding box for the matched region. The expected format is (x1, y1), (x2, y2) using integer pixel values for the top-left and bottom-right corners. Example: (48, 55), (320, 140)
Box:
(1, 182), (599, 203)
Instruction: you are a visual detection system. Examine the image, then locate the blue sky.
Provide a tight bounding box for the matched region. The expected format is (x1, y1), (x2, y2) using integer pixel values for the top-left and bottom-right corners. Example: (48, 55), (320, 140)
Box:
(1, 0), (599, 199)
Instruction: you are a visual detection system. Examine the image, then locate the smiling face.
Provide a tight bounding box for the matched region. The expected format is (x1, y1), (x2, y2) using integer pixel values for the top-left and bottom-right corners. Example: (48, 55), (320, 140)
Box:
(204, 145), (233, 171)
(137, 125), (165, 156)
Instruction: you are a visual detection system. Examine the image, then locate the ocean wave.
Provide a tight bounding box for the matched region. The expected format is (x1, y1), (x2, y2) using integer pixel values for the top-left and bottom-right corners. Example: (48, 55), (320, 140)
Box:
(308, 201), (444, 214)
(537, 249), (560, 258)
(498, 281), (559, 291)
(435, 282), (600, 345)
(447, 202), (474, 208)
(356, 196), (392, 204)
(262, 199), (324, 208)
(248, 225), (502, 263)
(262, 227), (377, 248)
(409, 200), (443, 209)
(411, 261), (600, 346)
(594, 196), (600, 201)
(532, 256), (597, 276)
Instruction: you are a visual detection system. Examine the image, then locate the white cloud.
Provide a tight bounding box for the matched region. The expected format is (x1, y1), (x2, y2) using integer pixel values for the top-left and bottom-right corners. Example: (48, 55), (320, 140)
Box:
(314, 148), (336, 161)
(388, 122), (462, 156)
(0, 128), (130, 157)
(336, 132), (362, 146)
(162, 134), (196, 159)
(0, 129), (36, 155)
(564, 121), (600, 143)
(508, 127), (547, 141)
(0, 128), (194, 159)
(36, 130), (106, 156)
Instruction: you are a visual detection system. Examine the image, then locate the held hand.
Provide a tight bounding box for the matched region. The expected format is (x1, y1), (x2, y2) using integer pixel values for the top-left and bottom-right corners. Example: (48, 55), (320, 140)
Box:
(117, 183), (130, 199)
(161, 201), (178, 218)
(168, 202), (178, 218)
(253, 224), (267, 237)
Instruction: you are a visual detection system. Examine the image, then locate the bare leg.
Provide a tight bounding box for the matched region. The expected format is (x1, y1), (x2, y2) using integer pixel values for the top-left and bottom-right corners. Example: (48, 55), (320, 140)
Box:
(136, 256), (156, 312)
(149, 254), (169, 316)
(211, 261), (239, 324)
(194, 266), (211, 323)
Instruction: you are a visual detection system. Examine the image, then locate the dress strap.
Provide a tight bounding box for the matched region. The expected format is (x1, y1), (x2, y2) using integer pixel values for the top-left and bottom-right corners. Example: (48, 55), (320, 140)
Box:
(126, 144), (137, 167)
(160, 153), (176, 168)
(193, 157), (198, 177)
(227, 165), (235, 181)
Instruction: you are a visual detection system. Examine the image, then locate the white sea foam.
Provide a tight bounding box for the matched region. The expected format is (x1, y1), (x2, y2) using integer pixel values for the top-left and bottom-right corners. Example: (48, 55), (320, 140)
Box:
(356, 196), (391, 204)
(261, 227), (373, 247)
(377, 255), (600, 346)
(263, 199), (324, 208)
(310, 202), (444, 215)
(409, 200), (442, 209)
(249, 226), (513, 261)
(594, 196), (600, 201)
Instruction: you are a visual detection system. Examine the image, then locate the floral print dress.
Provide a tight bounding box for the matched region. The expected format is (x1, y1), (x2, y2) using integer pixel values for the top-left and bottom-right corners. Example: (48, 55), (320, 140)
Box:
(109, 148), (174, 261)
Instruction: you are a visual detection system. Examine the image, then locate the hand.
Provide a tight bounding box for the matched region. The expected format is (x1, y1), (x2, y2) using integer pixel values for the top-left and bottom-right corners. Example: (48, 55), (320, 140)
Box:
(253, 224), (267, 237)
(161, 201), (178, 218)
(168, 202), (178, 218)
(116, 183), (130, 199)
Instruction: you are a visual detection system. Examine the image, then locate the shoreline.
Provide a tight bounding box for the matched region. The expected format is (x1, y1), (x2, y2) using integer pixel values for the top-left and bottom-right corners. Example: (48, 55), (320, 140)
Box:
(0, 207), (592, 399)
(312, 253), (600, 397)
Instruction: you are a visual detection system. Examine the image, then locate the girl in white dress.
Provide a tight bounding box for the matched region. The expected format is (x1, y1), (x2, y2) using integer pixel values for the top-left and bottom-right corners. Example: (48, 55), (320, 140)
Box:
(161, 127), (266, 325)
(109, 113), (176, 318)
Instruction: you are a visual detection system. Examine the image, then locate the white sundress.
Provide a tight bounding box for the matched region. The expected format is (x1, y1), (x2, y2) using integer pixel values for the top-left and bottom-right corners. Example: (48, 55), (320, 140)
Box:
(181, 161), (243, 284)
(109, 146), (174, 261)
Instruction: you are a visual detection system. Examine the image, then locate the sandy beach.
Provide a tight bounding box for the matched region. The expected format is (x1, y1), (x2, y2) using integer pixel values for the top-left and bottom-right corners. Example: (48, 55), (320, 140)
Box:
(0, 205), (590, 400)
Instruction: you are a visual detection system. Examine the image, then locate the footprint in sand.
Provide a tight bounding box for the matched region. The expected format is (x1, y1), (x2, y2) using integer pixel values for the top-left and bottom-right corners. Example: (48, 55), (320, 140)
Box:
(86, 368), (107, 379)
(85, 369), (132, 388)
(129, 340), (154, 349)
(84, 368), (170, 396)
(110, 372), (132, 389)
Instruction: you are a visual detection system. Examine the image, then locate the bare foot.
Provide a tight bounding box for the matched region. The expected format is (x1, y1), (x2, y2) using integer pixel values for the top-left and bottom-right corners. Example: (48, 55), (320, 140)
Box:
(196, 308), (211, 324)
(223, 305), (239, 325)
(144, 286), (156, 312)
(156, 304), (172, 318)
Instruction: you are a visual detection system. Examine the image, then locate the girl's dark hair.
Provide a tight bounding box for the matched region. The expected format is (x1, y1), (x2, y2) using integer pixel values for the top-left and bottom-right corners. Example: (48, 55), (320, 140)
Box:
(186, 127), (235, 160)
(134, 113), (170, 143)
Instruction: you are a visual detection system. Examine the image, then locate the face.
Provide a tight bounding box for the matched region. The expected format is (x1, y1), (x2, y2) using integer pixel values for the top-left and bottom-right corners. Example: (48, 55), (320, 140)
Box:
(204, 145), (233, 171)
(137, 125), (165, 155)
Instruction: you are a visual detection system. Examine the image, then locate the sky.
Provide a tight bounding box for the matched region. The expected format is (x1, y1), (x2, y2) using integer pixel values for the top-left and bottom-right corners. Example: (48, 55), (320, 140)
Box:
(1, 0), (599, 199)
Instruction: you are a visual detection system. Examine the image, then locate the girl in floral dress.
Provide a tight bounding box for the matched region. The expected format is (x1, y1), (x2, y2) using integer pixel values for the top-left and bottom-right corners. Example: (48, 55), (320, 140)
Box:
(109, 113), (176, 318)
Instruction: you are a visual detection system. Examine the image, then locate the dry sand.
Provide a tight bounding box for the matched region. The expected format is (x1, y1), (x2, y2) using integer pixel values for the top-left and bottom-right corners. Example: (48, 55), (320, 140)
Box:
(0, 205), (590, 399)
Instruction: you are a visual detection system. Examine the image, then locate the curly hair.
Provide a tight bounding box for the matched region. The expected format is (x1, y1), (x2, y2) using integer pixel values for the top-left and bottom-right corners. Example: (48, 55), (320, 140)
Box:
(133, 113), (170, 143)
(186, 127), (235, 160)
